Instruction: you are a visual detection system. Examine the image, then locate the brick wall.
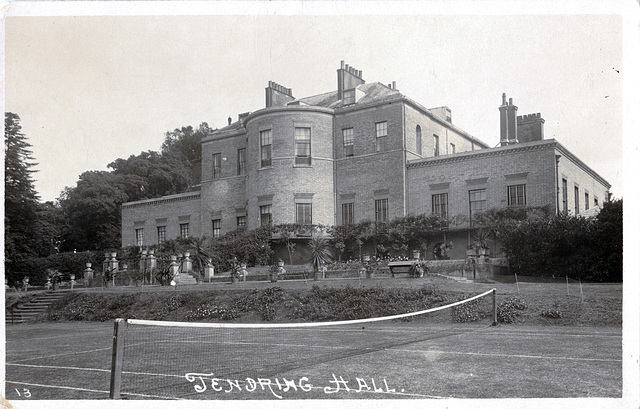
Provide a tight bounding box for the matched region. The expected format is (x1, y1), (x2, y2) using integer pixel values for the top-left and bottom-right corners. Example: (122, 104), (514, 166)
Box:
(121, 192), (202, 247)
(556, 142), (610, 215)
(407, 141), (560, 224)
(245, 107), (335, 229)
(201, 130), (247, 184)
(334, 101), (407, 223)
(404, 103), (480, 160)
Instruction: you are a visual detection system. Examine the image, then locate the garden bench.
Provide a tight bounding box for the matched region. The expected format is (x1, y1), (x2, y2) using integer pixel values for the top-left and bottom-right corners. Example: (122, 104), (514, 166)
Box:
(280, 269), (310, 280)
(387, 261), (417, 277)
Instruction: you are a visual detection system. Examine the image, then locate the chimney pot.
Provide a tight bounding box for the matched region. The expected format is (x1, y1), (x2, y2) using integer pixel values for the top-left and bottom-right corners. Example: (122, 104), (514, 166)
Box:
(392, 81), (396, 90)
(509, 97), (513, 105)
(502, 93), (507, 105)
(228, 116), (232, 125)
(341, 60), (345, 69)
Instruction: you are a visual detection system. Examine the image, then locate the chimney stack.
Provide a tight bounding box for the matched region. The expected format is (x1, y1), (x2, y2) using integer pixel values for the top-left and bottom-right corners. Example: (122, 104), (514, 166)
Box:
(499, 93), (518, 146)
(265, 80), (294, 108)
(337, 60), (365, 101)
(517, 112), (545, 143)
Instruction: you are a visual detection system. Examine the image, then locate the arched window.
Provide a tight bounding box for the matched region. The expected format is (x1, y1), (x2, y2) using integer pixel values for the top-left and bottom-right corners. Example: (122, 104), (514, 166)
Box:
(416, 125), (422, 155)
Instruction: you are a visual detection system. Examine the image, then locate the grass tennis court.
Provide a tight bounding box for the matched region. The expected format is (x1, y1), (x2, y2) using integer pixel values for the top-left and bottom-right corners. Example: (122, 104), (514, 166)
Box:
(5, 319), (621, 400)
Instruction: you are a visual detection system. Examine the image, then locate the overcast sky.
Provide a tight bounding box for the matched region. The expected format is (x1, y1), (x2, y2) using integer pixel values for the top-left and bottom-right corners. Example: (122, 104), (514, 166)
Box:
(3, 2), (635, 203)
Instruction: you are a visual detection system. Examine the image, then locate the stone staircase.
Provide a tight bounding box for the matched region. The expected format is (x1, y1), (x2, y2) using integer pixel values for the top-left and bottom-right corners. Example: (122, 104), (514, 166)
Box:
(5, 291), (67, 325)
(175, 272), (198, 286)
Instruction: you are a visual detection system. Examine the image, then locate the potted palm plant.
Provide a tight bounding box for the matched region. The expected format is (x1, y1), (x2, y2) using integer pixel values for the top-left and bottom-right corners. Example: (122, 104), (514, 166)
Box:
(309, 235), (332, 281)
(268, 264), (280, 282)
(229, 257), (241, 284)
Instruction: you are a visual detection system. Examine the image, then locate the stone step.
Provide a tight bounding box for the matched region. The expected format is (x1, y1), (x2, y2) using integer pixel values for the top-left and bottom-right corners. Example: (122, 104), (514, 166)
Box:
(30, 296), (65, 302)
(176, 273), (198, 285)
(15, 304), (50, 309)
(5, 291), (67, 324)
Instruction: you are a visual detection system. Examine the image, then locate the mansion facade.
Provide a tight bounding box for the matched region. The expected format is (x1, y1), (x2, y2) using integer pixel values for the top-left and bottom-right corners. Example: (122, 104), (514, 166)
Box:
(121, 62), (610, 260)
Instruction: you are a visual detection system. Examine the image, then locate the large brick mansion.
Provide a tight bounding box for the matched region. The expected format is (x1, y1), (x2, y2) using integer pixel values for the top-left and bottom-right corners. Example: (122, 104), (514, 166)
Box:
(121, 61), (610, 259)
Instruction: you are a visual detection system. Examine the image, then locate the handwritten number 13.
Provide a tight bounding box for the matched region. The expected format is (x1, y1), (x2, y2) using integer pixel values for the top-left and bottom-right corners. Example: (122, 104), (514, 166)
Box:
(15, 388), (31, 398)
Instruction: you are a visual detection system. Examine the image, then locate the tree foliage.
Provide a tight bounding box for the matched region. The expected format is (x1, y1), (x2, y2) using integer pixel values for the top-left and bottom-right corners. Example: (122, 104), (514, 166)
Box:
(161, 123), (213, 186)
(58, 171), (140, 251)
(56, 122), (213, 252)
(495, 201), (622, 282)
(5, 113), (41, 281)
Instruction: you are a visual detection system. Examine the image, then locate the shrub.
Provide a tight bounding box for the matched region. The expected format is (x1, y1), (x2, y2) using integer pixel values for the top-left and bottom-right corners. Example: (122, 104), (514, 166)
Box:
(540, 307), (562, 319)
(453, 299), (480, 323)
(185, 304), (238, 321)
(497, 297), (527, 324)
(233, 287), (284, 321)
(285, 284), (451, 322)
(496, 201), (623, 282)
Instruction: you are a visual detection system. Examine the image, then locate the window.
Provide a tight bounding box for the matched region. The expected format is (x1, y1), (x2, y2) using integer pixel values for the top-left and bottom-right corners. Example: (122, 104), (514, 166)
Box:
(260, 129), (272, 167)
(585, 192), (589, 210)
(562, 178), (568, 214)
(432, 193), (449, 221)
(594, 197), (599, 207)
(375, 199), (389, 223)
(433, 134), (440, 156)
(343, 128), (354, 157)
(260, 205), (272, 227)
(574, 186), (580, 215)
(343, 89), (355, 105)
(135, 228), (144, 247)
(294, 127), (311, 165)
(341, 203), (354, 225)
(296, 203), (312, 225)
(212, 153), (221, 179)
(157, 226), (166, 244)
(469, 189), (486, 222)
(375, 121), (387, 152)
(416, 125), (422, 155)
(180, 223), (189, 239)
(237, 215), (246, 227)
(507, 184), (526, 206)
(212, 219), (221, 238)
(237, 148), (246, 175)
(450, 143), (455, 154)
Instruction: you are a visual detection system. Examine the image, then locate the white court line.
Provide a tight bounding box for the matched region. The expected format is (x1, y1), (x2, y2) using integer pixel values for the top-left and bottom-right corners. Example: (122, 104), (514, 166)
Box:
(388, 348), (622, 362)
(7, 362), (186, 379)
(7, 345), (113, 364)
(7, 363), (110, 372)
(476, 329), (621, 337)
(4, 329), (110, 343)
(6, 380), (181, 400)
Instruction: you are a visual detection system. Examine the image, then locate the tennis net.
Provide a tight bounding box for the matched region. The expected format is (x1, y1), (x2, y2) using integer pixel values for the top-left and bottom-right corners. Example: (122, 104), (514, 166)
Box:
(110, 288), (497, 400)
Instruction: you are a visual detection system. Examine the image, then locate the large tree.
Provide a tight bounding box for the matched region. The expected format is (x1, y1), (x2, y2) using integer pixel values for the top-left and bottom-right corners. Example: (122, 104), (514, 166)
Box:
(57, 122), (213, 252)
(58, 171), (145, 251)
(108, 150), (192, 199)
(161, 122), (212, 185)
(5, 112), (40, 281)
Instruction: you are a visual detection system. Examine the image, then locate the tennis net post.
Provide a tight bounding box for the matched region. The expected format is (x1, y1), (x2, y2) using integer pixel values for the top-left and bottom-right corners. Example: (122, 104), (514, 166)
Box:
(492, 288), (498, 326)
(110, 318), (127, 399)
